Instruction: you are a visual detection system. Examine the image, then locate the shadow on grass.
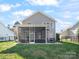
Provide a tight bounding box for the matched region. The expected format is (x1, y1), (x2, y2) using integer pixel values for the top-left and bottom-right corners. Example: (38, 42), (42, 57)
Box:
(0, 43), (79, 59)
(0, 44), (51, 59)
(0, 41), (15, 43)
(0, 44), (32, 59)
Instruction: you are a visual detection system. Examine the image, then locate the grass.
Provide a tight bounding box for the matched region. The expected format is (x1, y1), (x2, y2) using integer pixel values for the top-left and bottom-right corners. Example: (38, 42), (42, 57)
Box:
(61, 39), (79, 44)
(0, 41), (79, 59)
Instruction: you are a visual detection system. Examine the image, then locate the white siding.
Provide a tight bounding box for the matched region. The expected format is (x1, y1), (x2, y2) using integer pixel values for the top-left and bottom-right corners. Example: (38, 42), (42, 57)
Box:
(0, 23), (15, 41)
(22, 12), (56, 41)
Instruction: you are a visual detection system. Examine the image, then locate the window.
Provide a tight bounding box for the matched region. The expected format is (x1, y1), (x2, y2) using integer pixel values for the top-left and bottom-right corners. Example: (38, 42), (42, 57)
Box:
(0, 37), (4, 40)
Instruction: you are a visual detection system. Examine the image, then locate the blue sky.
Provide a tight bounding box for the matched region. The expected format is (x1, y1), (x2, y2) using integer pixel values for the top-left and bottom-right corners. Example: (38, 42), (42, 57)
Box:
(0, 0), (79, 33)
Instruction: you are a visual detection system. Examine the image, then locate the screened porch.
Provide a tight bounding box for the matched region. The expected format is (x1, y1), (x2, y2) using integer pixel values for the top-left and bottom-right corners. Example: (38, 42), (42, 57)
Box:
(18, 27), (46, 43)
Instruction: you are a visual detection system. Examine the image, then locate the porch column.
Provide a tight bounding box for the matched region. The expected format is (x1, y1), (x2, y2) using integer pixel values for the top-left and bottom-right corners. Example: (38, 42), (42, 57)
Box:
(29, 27), (30, 43)
(54, 22), (56, 41)
(45, 27), (47, 43)
(18, 27), (20, 42)
(34, 26), (35, 43)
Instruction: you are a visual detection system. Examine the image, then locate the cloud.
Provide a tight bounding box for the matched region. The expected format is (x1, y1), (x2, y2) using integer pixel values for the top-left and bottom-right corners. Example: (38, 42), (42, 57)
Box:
(76, 16), (79, 20)
(56, 18), (72, 30)
(0, 3), (21, 12)
(63, 15), (71, 19)
(0, 4), (12, 12)
(12, 9), (33, 17)
(27, 0), (60, 6)
(45, 10), (54, 13)
(69, 0), (79, 3)
(63, 11), (71, 19)
(60, 0), (79, 11)
(12, 9), (34, 25)
(11, 3), (21, 7)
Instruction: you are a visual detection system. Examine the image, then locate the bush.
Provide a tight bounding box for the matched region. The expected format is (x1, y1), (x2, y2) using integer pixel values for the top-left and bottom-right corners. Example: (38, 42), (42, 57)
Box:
(56, 33), (60, 42)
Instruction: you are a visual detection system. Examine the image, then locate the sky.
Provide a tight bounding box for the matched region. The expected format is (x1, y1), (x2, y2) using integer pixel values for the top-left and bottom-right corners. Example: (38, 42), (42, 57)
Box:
(0, 0), (79, 33)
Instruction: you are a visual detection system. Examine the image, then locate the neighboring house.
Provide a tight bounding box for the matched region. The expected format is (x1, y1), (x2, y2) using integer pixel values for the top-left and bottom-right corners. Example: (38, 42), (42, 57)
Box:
(60, 28), (73, 41)
(16, 12), (56, 43)
(12, 21), (21, 41)
(12, 21), (21, 35)
(0, 22), (15, 41)
(70, 22), (79, 42)
(60, 22), (79, 42)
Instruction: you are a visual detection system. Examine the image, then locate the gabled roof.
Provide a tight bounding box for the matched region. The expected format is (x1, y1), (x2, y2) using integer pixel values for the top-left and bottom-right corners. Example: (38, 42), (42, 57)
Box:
(71, 21), (79, 30)
(61, 21), (79, 34)
(60, 28), (71, 35)
(13, 21), (21, 27)
(0, 22), (15, 37)
(37, 11), (56, 21)
(14, 21), (20, 25)
(22, 11), (56, 23)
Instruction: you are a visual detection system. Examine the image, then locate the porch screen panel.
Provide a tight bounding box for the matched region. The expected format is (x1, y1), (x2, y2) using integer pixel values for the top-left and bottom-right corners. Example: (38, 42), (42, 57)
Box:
(35, 27), (45, 43)
(19, 27), (29, 43)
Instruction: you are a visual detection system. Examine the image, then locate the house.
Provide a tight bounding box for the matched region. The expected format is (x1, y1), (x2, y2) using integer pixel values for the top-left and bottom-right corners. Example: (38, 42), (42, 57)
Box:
(70, 22), (79, 42)
(0, 22), (15, 41)
(16, 12), (56, 43)
(12, 21), (21, 36)
(60, 28), (73, 41)
(60, 22), (79, 42)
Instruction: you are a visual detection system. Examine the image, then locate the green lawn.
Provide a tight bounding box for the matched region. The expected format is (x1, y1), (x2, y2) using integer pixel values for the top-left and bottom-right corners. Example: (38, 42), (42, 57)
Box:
(0, 41), (79, 59)
(61, 39), (79, 44)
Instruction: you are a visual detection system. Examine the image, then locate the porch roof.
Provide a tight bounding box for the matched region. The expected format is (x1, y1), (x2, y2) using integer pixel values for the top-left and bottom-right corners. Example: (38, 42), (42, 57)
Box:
(19, 24), (47, 27)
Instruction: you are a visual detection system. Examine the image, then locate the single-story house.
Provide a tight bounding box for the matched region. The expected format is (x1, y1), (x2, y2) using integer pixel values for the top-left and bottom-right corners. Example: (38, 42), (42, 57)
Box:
(0, 22), (15, 41)
(60, 22), (79, 42)
(16, 12), (56, 43)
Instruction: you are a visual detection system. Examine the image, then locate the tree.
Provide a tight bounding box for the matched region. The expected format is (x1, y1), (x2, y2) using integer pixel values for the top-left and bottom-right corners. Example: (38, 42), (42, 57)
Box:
(77, 28), (79, 42)
(56, 33), (60, 42)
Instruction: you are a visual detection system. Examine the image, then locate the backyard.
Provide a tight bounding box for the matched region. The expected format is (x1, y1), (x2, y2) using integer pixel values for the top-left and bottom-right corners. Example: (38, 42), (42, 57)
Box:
(0, 41), (79, 59)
